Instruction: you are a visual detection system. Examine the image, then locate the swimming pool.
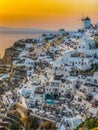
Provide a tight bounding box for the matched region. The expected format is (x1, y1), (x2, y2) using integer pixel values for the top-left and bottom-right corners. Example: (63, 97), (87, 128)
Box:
(46, 100), (55, 105)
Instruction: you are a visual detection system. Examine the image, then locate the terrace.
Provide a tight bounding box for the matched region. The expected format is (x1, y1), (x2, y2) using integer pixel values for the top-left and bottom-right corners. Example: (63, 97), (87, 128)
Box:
(71, 52), (91, 58)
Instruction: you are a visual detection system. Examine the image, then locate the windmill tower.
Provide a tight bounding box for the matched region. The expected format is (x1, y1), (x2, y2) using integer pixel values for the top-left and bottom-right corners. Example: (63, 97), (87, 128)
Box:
(84, 17), (91, 29)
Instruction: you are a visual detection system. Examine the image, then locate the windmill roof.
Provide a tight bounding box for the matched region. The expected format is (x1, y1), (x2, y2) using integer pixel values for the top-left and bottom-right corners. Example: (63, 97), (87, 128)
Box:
(85, 17), (90, 20)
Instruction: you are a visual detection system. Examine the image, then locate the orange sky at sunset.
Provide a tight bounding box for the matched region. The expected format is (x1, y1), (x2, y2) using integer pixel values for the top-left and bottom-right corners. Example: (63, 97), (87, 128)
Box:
(0, 0), (98, 30)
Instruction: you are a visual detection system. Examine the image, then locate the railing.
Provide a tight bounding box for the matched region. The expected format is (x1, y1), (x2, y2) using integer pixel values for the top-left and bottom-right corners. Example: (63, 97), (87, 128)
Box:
(30, 113), (56, 123)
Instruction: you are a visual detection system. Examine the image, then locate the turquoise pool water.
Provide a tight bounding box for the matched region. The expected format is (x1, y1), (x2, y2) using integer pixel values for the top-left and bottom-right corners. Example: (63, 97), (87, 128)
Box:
(46, 100), (55, 105)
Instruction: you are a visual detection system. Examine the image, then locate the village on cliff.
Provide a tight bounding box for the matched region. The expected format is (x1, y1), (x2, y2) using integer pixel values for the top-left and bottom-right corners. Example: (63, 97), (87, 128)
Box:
(0, 17), (98, 130)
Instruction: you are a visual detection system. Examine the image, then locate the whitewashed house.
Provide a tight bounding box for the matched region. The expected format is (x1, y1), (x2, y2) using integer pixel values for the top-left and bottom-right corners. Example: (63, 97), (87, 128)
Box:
(45, 76), (61, 98)
(92, 72), (98, 86)
(77, 38), (95, 56)
(34, 87), (45, 103)
(62, 36), (95, 70)
(45, 73), (77, 98)
(58, 117), (82, 130)
(60, 77), (78, 96)
(59, 29), (66, 36)
(68, 52), (93, 70)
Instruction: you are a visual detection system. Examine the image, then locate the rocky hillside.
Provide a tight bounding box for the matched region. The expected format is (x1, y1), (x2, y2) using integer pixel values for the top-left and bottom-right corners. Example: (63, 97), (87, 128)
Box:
(2, 47), (19, 64)
(0, 41), (25, 65)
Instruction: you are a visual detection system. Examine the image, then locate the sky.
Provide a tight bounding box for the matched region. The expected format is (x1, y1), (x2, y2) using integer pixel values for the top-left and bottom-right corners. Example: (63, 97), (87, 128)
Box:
(0, 0), (98, 30)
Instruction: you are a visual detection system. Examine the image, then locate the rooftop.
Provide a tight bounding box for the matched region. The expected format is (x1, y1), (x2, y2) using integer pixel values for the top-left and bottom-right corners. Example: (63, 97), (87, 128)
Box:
(84, 17), (91, 21)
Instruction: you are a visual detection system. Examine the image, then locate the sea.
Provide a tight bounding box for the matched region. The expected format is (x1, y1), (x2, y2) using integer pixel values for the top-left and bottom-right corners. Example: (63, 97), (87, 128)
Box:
(0, 31), (49, 58)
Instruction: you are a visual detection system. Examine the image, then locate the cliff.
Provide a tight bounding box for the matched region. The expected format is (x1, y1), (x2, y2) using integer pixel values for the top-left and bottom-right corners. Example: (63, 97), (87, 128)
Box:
(0, 41), (23, 65)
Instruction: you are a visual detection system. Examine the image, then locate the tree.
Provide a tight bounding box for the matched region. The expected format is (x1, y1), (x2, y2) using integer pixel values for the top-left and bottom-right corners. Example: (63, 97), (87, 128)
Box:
(27, 117), (39, 130)
(75, 118), (98, 130)
(8, 124), (19, 130)
(39, 121), (57, 130)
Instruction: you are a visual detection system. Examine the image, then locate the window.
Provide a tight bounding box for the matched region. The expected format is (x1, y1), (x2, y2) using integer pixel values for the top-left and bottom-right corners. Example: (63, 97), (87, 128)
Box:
(94, 79), (97, 84)
(57, 83), (59, 87)
(62, 90), (64, 93)
(46, 82), (49, 86)
(51, 82), (54, 86)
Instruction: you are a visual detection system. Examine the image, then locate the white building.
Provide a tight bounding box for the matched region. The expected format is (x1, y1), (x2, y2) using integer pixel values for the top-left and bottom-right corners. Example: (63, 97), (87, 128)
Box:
(45, 74), (77, 98)
(58, 117), (82, 130)
(17, 81), (38, 99)
(60, 77), (78, 96)
(62, 36), (95, 70)
(34, 87), (45, 103)
(45, 77), (61, 98)
(77, 38), (95, 56)
(68, 52), (93, 70)
(59, 29), (66, 36)
(92, 72), (98, 86)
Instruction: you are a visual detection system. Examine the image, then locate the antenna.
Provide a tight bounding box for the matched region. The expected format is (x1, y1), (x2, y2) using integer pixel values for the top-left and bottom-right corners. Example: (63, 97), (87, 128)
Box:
(77, 13), (85, 29)
(0, 51), (1, 59)
(82, 12), (85, 21)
